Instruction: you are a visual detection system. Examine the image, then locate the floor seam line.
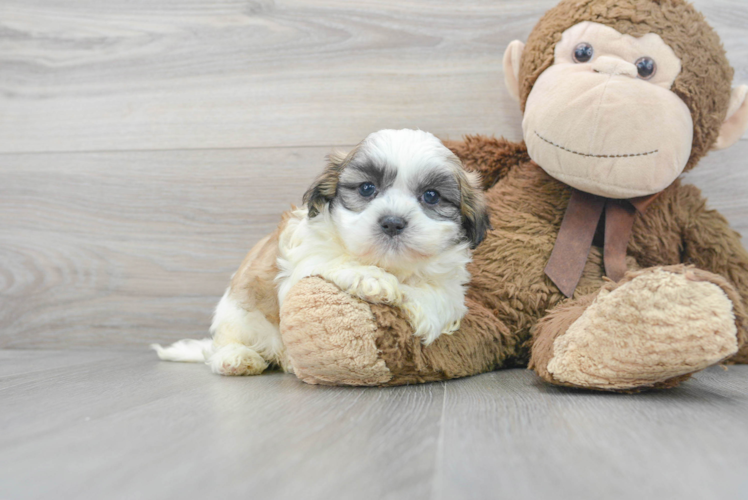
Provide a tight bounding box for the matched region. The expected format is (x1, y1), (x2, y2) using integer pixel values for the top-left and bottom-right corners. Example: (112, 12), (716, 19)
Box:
(429, 381), (448, 500)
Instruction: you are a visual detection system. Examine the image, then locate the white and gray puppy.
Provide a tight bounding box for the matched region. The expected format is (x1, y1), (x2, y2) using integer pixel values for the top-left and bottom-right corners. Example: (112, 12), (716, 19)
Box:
(153, 129), (489, 376)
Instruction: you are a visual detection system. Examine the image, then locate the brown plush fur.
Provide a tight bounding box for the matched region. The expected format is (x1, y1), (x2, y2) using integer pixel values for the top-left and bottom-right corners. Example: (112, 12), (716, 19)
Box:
(370, 297), (515, 385)
(445, 136), (531, 190)
(518, 0), (734, 173)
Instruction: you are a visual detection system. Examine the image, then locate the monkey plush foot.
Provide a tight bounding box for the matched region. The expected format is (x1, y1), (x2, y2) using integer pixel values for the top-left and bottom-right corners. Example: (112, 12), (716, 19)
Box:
(541, 266), (740, 391)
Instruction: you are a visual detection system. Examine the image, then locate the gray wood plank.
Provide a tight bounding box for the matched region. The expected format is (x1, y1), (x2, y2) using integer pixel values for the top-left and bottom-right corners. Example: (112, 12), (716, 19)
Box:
(0, 147), (327, 348)
(0, 0), (745, 153)
(0, 348), (121, 378)
(1, 350), (747, 500)
(0, 349), (444, 500)
(434, 366), (748, 500)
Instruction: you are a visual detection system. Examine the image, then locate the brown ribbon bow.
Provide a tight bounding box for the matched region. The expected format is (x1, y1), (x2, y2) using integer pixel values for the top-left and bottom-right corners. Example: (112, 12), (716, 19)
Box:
(545, 189), (659, 297)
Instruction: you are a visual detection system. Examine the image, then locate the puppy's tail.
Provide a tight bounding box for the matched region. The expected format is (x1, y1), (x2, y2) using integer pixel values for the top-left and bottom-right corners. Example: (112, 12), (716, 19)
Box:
(151, 338), (213, 362)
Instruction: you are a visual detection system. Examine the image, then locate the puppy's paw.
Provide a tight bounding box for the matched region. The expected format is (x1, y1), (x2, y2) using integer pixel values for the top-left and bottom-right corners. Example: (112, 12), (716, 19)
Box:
(347, 270), (403, 305)
(402, 302), (460, 345)
(207, 343), (268, 376)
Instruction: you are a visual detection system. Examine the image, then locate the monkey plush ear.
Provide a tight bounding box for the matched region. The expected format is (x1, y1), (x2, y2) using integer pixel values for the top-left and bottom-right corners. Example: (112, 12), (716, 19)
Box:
(713, 85), (748, 150)
(503, 40), (525, 103)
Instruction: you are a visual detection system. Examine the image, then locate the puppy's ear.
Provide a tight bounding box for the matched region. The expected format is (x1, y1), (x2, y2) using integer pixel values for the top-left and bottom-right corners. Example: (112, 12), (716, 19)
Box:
(302, 150), (348, 218)
(458, 169), (491, 249)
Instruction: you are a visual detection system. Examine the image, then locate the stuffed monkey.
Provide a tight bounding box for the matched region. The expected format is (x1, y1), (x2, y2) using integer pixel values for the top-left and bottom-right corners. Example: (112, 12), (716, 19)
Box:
(279, 0), (748, 391)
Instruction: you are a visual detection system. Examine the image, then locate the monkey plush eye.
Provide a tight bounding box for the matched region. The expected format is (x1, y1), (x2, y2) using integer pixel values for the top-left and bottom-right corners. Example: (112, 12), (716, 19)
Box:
(422, 190), (440, 205)
(358, 182), (376, 197)
(573, 43), (594, 63)
(635, 57), (657, 80)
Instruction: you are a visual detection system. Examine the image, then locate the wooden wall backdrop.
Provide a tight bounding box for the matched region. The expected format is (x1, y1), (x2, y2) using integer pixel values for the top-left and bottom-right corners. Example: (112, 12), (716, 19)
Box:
(0, 0), (746, 349)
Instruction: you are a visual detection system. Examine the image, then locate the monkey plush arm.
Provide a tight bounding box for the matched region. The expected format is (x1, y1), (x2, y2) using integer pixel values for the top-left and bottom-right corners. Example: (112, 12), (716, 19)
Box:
(280, 277), (516, 385)
(444, 136), (530, 190)
(678, 186), (748, 362)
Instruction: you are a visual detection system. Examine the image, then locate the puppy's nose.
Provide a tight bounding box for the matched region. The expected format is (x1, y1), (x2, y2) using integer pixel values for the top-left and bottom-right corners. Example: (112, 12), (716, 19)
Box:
(380, 216), (407, 236)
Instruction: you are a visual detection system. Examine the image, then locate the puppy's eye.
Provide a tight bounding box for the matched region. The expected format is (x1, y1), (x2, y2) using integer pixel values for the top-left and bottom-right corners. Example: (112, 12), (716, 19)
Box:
(635, 57), (657, 80)
(573, 43), (593, 63)
(358, 182), (376, 197)
(422, 189), (440, 205)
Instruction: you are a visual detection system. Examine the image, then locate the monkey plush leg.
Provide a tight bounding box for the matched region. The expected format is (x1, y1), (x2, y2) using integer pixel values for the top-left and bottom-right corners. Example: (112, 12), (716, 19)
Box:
(530, 265), (742, 392)
(280, 277), (516, 386)
(676, 185), (748, 363)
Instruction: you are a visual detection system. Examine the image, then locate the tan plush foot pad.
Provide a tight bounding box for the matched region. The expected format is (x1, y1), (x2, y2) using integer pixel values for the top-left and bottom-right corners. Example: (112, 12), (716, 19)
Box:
(280, 277), (393, 386)
(547, 266), (740, 390)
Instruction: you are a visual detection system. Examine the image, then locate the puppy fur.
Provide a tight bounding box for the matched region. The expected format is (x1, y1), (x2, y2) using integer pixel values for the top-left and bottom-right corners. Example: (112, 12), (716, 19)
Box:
(153, 129), (489, 376)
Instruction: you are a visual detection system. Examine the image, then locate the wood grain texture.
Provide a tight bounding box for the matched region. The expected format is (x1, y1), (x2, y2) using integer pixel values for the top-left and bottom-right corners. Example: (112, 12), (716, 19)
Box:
(1, 350), (747, 500)
(434, 366), (748, 500)
(0, 0), (745, 153)
(0, 350), (444, 500)
(0, 147), (327, 348)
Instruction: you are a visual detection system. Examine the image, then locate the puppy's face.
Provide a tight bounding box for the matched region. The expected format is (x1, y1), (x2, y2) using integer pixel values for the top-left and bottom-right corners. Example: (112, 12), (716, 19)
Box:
(303, 129), (490, 269)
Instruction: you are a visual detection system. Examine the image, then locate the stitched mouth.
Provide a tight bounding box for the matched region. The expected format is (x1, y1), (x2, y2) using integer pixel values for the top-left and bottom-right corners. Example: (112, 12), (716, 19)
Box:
(534, 131), (659, 159)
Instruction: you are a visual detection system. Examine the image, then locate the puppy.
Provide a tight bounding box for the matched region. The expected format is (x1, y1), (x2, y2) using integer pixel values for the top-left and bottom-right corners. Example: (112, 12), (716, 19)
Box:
(152, 129), (490, 376)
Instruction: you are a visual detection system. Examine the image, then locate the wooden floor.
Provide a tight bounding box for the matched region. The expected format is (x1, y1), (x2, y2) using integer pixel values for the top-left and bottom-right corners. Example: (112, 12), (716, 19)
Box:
(1, 1), (748, 499)
(1, 350), (747, 500)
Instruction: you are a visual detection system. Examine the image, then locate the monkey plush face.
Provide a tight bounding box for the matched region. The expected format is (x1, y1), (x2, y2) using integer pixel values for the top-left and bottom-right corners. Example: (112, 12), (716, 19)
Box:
(523, 22), (691, 198)
(503, 0), (748, 200)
